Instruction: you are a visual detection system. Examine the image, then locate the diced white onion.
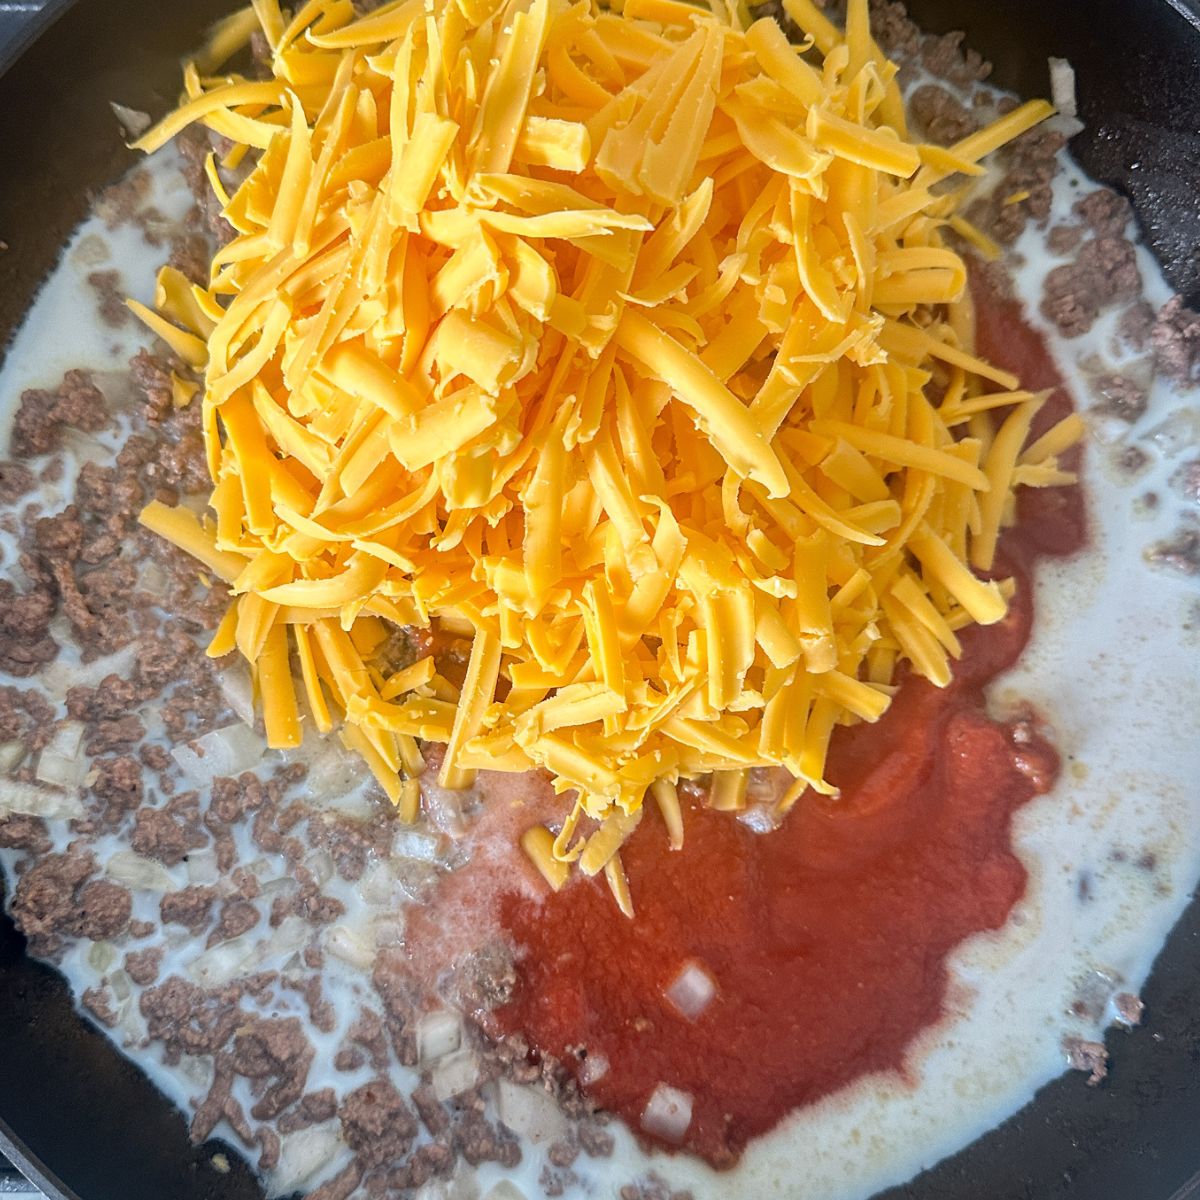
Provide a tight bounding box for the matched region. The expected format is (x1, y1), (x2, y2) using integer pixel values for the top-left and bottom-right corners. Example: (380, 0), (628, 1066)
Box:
(640, 1083), (693, 1142)
(483, 1184), (529, 1200)
(171, 724), (265, 783)
(737, 803), (780, 835)
(495, 1078), (568, 1145)
(372, 913), (406, 947)
(108, 968), (132, 1003)
(45, 721), (85, 760)
(187, 937), (257, 988)
(306, 848), (334, 886)
(111, 101), (152, 137)
(217, 661), (256, 728)
(1048, 57), (1077, 119)
(251, 916), (310, 967)
(417, 1010), (462, 1063)
(0, 741), (25, 772)
(665, 961), (716, 1020)
(296, 739), (373, 816)
(579, 1053), (609, 1086)
(87, 941), (116, 972)
(105, 850), (177, 893)
(137, 560), (169, 597)
(270, 1123), (344, 1194)
(419, 777), (469, 838)
(186, 847), (219, 884)
(0, 777), (85, 820)
(357, 860), (397, 904)
(1149, 409), (1200, 458)
(393, 829), (446, 863)
(35, 750), (89, 790)
(325, 924), (376, 969)
(430, 1049), (479, 1101)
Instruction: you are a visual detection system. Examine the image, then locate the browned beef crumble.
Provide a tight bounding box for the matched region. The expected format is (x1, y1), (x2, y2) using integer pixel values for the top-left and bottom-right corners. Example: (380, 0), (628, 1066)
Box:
(0, 814), (51, 854)
(0, 461), (36, 504)
(1170, 459), (1200, 502)
(1151, 295), (1200, 384)
(1041, 232), (1142, 337)
(307, 1163), (362, 1200)
(340, 1079), (419, 1170)
(1047, 223), (1084, 255)
(909, 83), (979, 145)
(1091, 374), (1149, 423)
(82, 984), (120, 1027)
(11, 848), (130, 953)
(160, 884), (217, 934)
(1113, 992), (1145, 1027)
(208, 898), (261, 946)
(620, 1176), (695, 1200)
(1119, 300), (1157, 351)
(87, 269), (131, 329)
(124, 946), (163, 986)
(1064, 1035), (1110, 1086)
(276, 1088), (338, 1134)
(11, 369), (108, 459)
(1145, 526), (1200, 574)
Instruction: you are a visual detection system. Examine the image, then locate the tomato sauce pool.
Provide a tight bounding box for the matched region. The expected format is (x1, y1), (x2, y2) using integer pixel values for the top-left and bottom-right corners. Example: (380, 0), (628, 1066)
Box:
(488, 275), (1087, 1167)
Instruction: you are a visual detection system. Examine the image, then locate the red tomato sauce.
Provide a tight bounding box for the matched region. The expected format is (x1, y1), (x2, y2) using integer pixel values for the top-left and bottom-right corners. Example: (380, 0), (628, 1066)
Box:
(487, 279), (1087, 1167)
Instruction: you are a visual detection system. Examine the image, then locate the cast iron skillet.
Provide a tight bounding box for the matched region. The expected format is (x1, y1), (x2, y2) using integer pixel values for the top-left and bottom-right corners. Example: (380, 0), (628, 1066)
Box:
(1, 2), (1199, 1198)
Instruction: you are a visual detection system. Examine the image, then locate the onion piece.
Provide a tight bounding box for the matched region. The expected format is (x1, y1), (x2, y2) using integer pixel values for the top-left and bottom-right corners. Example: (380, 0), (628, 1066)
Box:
(641, 1083), (693, 1142)
(325, 924), (375, 969)
(186, 847), (219, 884)
(187, 936), (258, 988)
(35, 751), (90, 790)
(1048, 57), (1077, 118)
(171, 724), (265, 783)
(416, 1011), (462, 1063)
(105, 850), (176, 893)
(482, 1184), (529, 1200)
(0, 777), (84, 820)
(665, 960), (716, 1020)
(111, 101), (152, 138)
(495, 1078), (568, 1145)
(579, 1052), (609, 1087)
(419, 777), (469, 838)
(431, 1050), (479, 1101)
(217, 660), (256, 728)
(271, 1123), (344, 1194)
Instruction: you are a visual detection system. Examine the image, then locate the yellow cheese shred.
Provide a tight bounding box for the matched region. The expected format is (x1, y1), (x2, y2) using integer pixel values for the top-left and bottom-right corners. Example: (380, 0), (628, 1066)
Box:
(131, 0), (1082, 907)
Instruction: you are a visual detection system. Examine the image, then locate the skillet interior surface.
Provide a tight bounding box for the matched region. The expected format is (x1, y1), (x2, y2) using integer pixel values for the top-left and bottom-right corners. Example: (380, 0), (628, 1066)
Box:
(1, 1), (1198, 1198)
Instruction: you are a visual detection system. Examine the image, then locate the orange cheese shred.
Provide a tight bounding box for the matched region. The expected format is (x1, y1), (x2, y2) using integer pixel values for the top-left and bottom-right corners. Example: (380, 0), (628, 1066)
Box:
(131, 0), (1080, 890)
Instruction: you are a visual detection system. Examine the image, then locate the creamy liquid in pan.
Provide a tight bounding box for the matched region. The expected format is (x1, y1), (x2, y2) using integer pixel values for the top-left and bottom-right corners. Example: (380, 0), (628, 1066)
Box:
(1, 136), (1198, 1200)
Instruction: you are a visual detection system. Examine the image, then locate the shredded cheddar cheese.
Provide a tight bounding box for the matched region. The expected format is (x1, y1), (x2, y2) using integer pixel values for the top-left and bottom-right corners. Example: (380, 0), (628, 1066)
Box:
(131, 0), (1081, 905)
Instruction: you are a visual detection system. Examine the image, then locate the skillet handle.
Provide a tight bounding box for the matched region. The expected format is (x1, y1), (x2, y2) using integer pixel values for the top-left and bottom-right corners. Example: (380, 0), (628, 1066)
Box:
(0, 1156), (39, 1195)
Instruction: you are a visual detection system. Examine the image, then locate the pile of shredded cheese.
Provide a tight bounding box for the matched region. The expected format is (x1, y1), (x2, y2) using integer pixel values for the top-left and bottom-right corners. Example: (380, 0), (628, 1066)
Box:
(131, 0), (1083, 910)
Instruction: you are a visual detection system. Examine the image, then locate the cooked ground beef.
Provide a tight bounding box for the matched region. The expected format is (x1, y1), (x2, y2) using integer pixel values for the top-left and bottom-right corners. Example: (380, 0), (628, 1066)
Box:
(0, 814), (51, 854)
(1063, 1035), (1109, 1086)
(160, 885), (217, 934)
(340, 1079), (419, 1170)
(1151, 295), (1200, 384)
(909, 83), (979, 145)
(1041, 234), (1143, 337)
(1091, 373), (1148, 423)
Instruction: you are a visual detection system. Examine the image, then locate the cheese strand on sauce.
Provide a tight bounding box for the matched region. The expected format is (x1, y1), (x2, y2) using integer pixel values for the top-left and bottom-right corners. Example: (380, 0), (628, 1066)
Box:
(131, 0), (1081, 900)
